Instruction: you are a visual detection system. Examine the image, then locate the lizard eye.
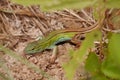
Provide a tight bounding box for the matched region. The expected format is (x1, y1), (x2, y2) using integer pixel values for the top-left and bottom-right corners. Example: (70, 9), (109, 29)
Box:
(80, 36), (85, 40)
(31, 48), (35, 50)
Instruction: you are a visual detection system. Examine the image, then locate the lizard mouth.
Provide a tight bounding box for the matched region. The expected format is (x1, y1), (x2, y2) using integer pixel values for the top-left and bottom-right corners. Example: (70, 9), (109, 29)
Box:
(24, 46), (43, 55)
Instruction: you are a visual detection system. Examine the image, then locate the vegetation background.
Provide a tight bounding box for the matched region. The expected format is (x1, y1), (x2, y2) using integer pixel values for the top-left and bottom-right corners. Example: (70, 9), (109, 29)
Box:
(0, 0), (120, 80)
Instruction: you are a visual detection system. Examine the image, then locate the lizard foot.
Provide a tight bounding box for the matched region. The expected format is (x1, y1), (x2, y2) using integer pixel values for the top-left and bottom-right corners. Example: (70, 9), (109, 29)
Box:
(49, 54), (57, 63)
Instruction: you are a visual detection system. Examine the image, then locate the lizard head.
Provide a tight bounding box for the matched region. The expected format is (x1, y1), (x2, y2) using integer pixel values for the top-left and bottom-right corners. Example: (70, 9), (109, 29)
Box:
(24, 41), (43, 54)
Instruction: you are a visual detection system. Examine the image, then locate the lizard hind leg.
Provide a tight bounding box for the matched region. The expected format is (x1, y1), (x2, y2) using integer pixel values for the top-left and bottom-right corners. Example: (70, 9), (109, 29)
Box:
(71, 33), (86, 48)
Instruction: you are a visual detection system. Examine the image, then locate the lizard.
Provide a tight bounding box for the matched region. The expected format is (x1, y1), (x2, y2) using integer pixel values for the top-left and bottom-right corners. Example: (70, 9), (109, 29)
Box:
(24, 22), (99, 62)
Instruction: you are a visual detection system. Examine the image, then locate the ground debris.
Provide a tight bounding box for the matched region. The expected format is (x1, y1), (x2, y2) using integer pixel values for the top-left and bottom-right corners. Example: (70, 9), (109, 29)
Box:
(0, 0), (101, 80)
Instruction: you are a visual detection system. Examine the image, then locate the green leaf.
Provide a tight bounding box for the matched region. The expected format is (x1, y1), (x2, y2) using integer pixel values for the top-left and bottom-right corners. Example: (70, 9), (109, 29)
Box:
(11, 0), (51, 6)
(63, 30), (102, 80)
(85, 52), (109, 80)
(93, 9), (100, 20)
(43, 0), (97, 11)
(105, 0), (120, 8)
(85, 52), (100, 74)
(101, 33), (120, 79)
(63, 58), (78, 80)
(11, 0), (97, 11)
(0, 59), (14, 80)
(91, 73), (108, 80)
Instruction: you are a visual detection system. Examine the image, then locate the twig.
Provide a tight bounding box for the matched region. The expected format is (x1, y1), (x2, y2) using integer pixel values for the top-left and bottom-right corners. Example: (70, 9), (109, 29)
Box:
(64, 9), (92, 25)
(81, 9), (95, 23)
(28, 6), (49, 29)
(103, 27), (120, 33)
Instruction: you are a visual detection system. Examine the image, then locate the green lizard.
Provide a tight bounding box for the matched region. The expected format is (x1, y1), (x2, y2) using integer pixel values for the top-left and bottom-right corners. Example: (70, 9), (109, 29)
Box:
(24, 22), (98, 55)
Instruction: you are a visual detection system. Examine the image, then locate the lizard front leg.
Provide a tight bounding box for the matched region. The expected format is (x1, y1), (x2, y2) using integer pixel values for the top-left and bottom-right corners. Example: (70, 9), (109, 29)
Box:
(49, 46), (58, 63)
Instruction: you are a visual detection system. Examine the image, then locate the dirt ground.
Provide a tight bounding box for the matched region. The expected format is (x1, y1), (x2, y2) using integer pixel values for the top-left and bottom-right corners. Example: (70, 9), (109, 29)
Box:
(0, 0), (96, 80)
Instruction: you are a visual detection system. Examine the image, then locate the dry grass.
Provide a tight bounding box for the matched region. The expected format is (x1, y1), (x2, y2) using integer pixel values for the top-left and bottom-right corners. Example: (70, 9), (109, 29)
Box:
(0, 0), (119, 80)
